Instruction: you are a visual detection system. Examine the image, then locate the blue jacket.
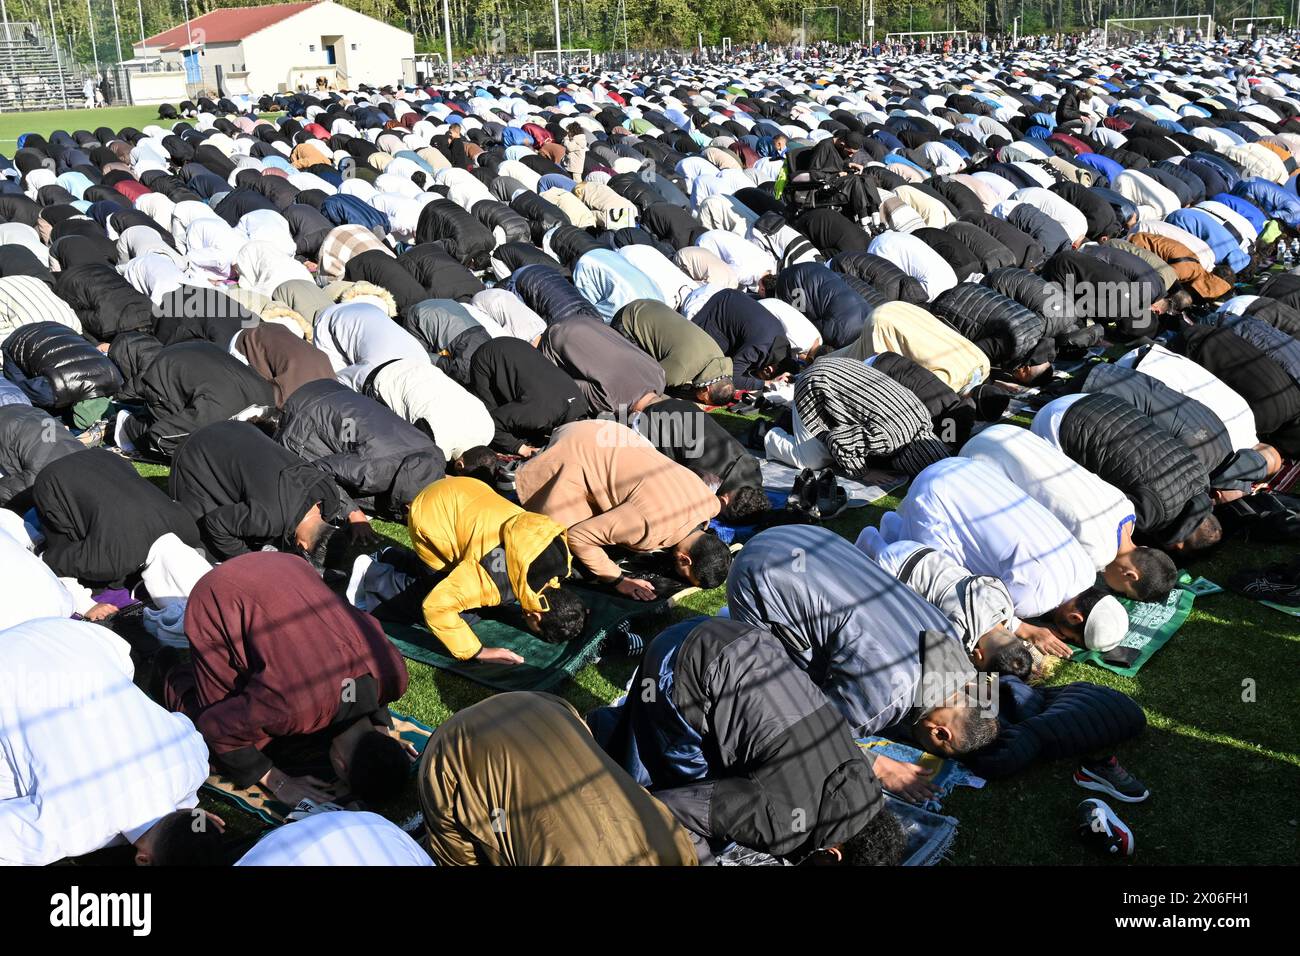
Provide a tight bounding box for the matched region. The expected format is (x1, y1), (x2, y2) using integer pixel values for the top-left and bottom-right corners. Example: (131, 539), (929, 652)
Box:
(1166, 208), (1250, 273)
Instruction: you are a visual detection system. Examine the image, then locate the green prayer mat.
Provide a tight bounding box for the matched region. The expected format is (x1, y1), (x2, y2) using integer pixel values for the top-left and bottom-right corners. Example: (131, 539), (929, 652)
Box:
(381, 584), (675, 692)
(200, 713), (433, 827)
(1070, 572), (1197, 676)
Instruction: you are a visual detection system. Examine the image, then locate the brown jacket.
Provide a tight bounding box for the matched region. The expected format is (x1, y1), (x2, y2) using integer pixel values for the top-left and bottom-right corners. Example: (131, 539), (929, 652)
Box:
(236, 323), (334, 407)
(1127, 232), (1232, 300)
(514, 419), (720, 581)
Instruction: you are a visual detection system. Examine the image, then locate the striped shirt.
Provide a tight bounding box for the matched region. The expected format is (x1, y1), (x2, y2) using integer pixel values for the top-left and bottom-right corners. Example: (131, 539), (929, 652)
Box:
(795, 357), (949, 477)
(0, 276), (82, 347)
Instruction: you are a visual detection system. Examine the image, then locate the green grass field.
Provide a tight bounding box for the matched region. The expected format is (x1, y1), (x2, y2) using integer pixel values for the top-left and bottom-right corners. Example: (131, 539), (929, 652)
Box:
(0, 106), (184, 145)
(133, 406), (1300, 865)
(0, 105), (285, 146)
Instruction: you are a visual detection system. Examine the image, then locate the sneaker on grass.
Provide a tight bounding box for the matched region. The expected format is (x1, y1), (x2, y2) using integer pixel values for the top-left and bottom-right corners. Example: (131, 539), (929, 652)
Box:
(1074, 755), (1150, 803)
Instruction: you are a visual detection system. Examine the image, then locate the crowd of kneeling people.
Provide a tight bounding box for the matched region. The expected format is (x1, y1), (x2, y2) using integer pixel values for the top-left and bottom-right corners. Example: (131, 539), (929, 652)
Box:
(4, 36), (1300, 865)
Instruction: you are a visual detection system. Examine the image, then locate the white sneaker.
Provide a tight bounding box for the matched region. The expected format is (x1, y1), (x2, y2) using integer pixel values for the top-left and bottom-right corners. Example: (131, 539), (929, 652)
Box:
(345, 554), (374, 610)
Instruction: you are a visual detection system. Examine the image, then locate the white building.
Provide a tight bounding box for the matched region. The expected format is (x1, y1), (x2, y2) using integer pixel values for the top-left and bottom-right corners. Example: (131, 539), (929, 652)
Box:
(132, 0), (415, 95)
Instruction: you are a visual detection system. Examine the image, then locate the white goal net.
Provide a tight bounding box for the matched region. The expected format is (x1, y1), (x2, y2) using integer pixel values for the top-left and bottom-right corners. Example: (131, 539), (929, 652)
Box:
(1104, 16), (1214, 47)
(531, 48), (594, 73)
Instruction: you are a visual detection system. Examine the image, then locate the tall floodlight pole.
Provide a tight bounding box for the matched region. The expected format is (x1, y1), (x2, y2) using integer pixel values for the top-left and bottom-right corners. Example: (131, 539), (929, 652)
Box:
(868, 0), (873, 45)
(182, 0), (191, 48)
(49, 0), (69, 107)
(2, 0), (12, 42)
(110, 0), (123, 64)
(136, 0), (144, 43)
(441, 0), (452, 82)
(87, 0), (100, 74)
(553, 0), (563, 74)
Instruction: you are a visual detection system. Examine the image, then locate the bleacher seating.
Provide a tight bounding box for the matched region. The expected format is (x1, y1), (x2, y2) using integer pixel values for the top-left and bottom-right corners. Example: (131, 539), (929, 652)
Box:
(0, 23), (85, 112)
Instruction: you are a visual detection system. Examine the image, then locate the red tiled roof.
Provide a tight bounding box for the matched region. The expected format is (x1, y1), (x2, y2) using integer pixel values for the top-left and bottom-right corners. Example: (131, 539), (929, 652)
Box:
(139, 1), (318, 50)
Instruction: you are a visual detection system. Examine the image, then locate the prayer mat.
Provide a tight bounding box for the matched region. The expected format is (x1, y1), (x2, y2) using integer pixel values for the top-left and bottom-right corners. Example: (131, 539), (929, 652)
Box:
(380, 583), (676, 692)
(759, 458), (903, 508)
(713, 797), (957, 867)
(200, 712), (434, 827)
(855, 737), (984, 814)
(1070, 571), (1197, 676)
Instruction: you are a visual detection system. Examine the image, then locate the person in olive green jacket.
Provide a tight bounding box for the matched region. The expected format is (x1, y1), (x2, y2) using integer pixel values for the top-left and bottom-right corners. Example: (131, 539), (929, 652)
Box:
(612, 299), (735, 405)
(418, 692), (699, 866)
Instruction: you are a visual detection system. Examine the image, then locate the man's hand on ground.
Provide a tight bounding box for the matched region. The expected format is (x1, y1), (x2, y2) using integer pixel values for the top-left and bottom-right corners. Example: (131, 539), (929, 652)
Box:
(1017, 622), (1074, 658)
(615, 576), (657, 601)
(476, 646), (525, 665)
(83, 602), (117, 622)
(872, 754), (937, 803)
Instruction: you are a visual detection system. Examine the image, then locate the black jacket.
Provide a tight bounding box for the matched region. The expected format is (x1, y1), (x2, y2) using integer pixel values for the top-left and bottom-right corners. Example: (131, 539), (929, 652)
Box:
(504, 264), (603, 325)
(54, 263), (156, 339)
(0, 404), (85, 509)
(469, 337), (590, 453)
(1182, 324), (1300, 441)
(635, 396), (762, 498)
(170, 420), (355, 558)
(596, 617), (887, 863)
(2, 321), (124, 409)
(416, 198), (496, 269)
(929, 283), (1046, 368)
(120, 339), (275, 460)
(829, 251), (929, 304)
(1059, 392), (1211, 546)
(944, 221), (1018, 274)
(396, 244), (486, 303)
(34, 447), (202, 588)
(1083, 363), (1236, 481)
(275, 378), (445, 519)
(691, 289), (788, 391)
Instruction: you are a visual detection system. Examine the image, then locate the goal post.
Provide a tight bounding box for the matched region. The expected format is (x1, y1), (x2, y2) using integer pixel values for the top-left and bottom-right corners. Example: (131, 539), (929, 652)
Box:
(883, 30), (969, 48)
(1103, 16), (1214, 47)
(1232, 16), (1285, 34)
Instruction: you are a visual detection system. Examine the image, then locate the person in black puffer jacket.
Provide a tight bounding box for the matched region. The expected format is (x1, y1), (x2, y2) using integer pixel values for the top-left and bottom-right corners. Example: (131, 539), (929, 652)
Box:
(983, 266), (1075, 338)
(55, 262), (156, 340)
(2, 321), (124, 410)
(829, 250), (930, 304)
(0, 404), (86, 510)
(1082, 363), (1279, 501)
(771, 262), (875, 350)
(415, 198), (496, 269)
(930, 283), (1054, 382)
(270, 378), (445, 521)
(963, 676), (1146, 781)
(1039, 392), (1218, 554)
(503, 263), (602, 325)
(396, 244), (486, 302)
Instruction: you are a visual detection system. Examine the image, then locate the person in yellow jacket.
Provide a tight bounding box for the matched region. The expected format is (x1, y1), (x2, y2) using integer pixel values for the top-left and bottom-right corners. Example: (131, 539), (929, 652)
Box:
(349, 476), (587, 666)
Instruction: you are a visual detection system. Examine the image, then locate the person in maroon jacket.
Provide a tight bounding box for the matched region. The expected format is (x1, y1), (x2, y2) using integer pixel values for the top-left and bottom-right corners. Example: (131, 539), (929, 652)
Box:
(163, 552), (412, 806)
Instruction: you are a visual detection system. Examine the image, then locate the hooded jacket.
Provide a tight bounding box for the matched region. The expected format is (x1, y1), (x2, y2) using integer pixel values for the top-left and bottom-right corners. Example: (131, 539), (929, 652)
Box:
(235, 322), (335, 407)
(407, 476), (570, 660)
(169, 420), (356, 559)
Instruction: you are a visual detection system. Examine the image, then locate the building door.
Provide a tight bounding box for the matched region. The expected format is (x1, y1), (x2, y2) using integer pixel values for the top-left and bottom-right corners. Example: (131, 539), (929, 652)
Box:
(322, 38), (336, 65)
